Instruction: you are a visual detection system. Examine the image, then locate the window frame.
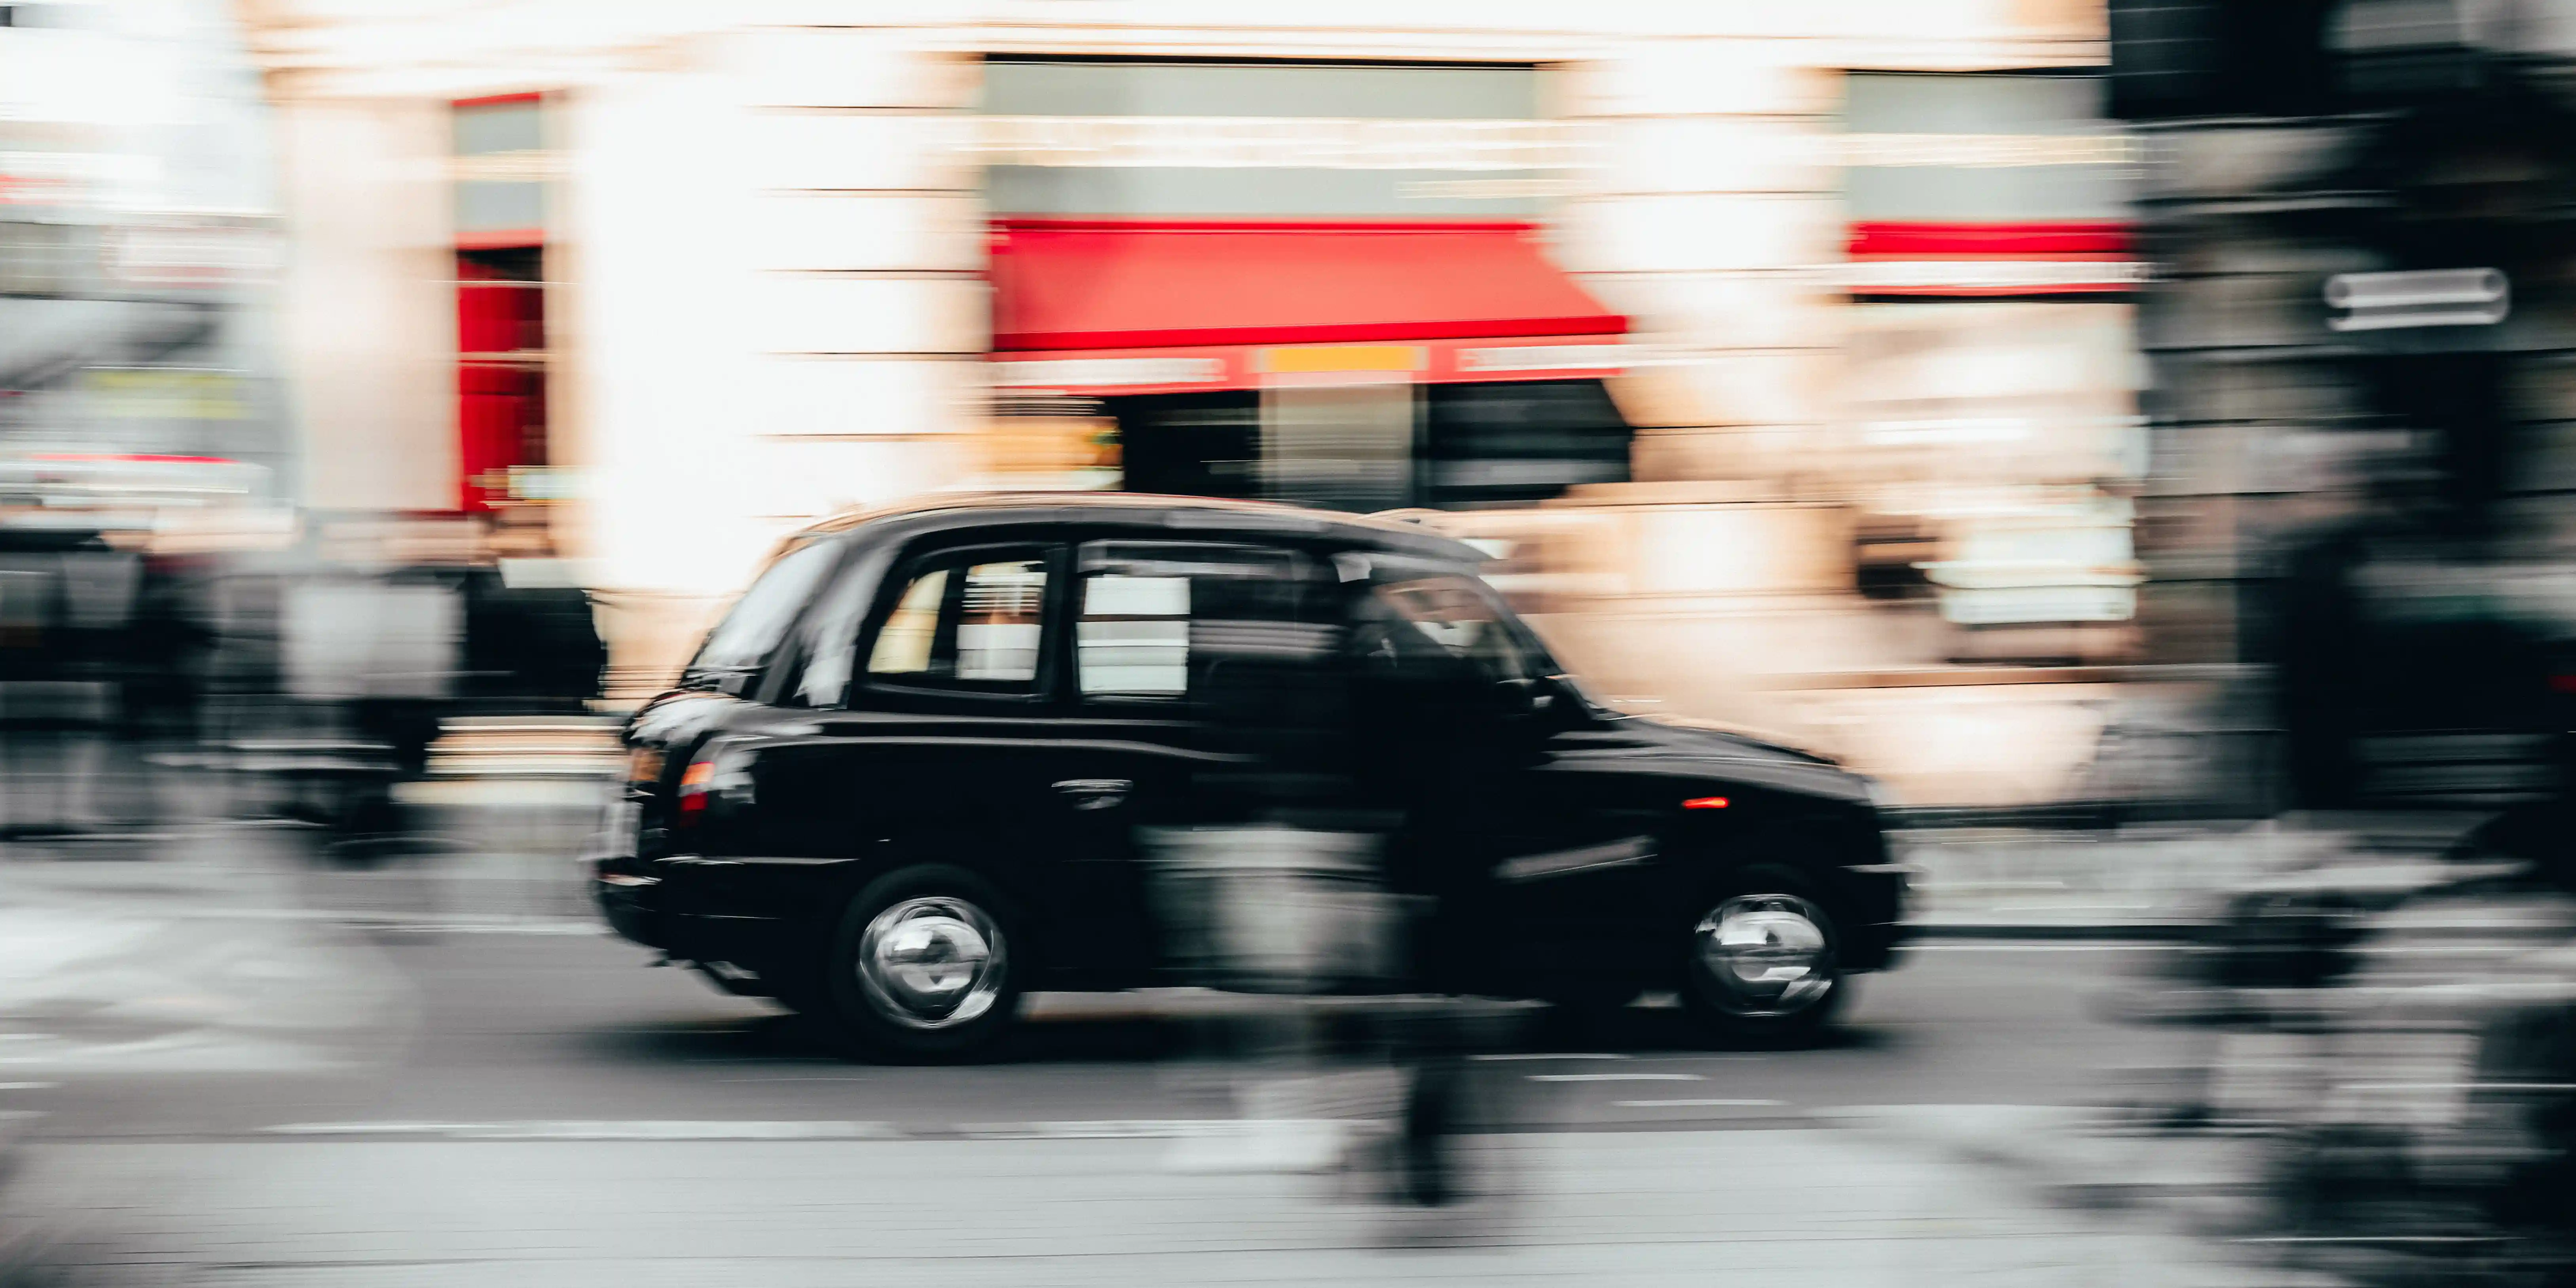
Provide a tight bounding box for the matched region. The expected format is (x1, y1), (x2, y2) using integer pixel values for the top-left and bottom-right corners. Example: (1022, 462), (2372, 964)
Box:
(850, 539), (1067, 708)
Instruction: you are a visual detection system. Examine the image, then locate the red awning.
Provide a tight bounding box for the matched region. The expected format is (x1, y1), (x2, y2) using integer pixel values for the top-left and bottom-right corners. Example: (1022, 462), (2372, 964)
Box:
(989, 219), (1628, 354)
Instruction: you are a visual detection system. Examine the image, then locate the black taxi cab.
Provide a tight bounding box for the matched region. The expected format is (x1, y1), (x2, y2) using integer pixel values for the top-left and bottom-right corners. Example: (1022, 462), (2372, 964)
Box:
(594, 494), (1906, 1059)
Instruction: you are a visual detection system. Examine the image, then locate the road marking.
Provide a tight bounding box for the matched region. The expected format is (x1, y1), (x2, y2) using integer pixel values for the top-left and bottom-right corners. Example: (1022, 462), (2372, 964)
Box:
(958, 1120), (1250, 1139)
(253, 1112), (1889, 1142)
(1615, 1098), (1784, 1108)
(266, 1121), (478, 1135)
(1529, 1072), (1704, 1083)
(183, 910), (607, 935)
(1908, 942), (2183, 951)
(265, 1119), (1306, 1142)
(0, 1083), (57, 1090)
(350, 920), (605, 936)
(1468, 1053), (1629, 1062)
(266, 1121), (903, 1140)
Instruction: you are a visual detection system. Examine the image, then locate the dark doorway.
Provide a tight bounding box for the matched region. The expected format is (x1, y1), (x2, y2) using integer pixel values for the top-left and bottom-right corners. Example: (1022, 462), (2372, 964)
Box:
(1109, 379), (1633, 511)
(1112, 392), (1262, 500)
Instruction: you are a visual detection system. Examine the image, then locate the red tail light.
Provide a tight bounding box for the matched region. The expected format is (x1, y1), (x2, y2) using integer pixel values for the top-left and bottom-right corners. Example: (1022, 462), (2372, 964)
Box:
(675, 759), (715, 824)
(1682, 795), (1730, 810)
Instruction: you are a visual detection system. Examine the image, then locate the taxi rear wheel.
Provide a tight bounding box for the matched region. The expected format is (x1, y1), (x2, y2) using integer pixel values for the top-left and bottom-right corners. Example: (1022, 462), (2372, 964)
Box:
(822, 863), (1024, 1062)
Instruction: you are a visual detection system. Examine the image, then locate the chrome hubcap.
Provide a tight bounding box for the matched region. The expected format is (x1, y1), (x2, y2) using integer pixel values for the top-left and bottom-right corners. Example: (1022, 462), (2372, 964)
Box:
(856, 897), (1006, 1030)
(1692, 893), (1836, 1018)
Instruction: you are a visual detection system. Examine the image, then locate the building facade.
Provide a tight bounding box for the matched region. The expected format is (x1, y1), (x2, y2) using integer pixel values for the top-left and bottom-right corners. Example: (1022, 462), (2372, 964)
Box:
(242, 0), (2141, 806)
(2109, 0), (2576, 813)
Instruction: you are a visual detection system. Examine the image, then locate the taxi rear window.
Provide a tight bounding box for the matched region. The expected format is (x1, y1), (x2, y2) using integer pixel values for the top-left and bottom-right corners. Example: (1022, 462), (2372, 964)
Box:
(686, 537), (840, 679)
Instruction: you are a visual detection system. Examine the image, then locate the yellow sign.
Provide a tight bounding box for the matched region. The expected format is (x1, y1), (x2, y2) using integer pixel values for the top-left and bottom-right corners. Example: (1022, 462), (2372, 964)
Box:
(82, 368), (247, 420)
(1259, 345), (1424, 375)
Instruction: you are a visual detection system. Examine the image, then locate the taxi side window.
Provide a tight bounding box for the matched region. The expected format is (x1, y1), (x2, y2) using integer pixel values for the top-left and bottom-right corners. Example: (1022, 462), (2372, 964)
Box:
(777, 553), (880, 708)
(1074, 542), (1330, 703)
(862, 547), (1052, 694)
(685, 537), (840, 687)
(1366, 575), (1533, 685)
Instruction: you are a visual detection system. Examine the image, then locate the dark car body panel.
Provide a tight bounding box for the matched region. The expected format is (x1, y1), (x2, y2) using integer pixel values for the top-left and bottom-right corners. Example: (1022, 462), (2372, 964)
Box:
(594, 493), (1907, 999)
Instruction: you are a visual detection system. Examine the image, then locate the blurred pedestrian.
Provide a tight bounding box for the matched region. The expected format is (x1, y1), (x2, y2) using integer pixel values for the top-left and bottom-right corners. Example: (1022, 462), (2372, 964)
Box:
(1147, 550), (1385, 1174)
(461, 560), (606, 715)
(0, 527), (137, 837)
(114, 552), (219, 825)
(1149, 549), (1514, 1212)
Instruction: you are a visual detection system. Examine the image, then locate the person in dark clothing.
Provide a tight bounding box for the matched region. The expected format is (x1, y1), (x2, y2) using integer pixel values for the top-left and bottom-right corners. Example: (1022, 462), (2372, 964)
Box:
(0, 528), (139, 834)
(119, 555), (217, 741)
(461, 567), (607, 714)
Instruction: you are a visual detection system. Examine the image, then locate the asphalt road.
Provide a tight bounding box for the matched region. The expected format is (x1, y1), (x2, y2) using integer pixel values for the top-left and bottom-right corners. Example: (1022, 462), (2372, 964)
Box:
(6, 909), (2199, 1145)
(0, 815), (2348, 1285)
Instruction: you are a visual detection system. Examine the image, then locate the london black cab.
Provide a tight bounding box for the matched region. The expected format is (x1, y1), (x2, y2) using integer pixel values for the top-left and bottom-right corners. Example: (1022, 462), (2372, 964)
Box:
(594, 494), (1907, 1059)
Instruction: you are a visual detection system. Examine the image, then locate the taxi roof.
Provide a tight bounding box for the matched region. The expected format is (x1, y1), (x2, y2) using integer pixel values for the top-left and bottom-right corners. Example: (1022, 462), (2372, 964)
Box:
(795, 491), (1486, 563)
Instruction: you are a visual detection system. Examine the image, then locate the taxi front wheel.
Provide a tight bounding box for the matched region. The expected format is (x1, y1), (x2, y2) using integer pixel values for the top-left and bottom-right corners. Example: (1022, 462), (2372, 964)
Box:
(1680, 865), (1847, 1047)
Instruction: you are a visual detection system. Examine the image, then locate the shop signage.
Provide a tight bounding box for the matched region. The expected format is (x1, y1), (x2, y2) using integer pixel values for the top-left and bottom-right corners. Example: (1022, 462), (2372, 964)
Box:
(973, 116), (1581, 171)
(1838, 133), (2134, 167)
(990, 336), (1629, 397)
(1457, 343), (1629, 374)
(1837, 258), (2149, 293)
(973, 118), (2133, 173)
(2325, 268), (2508, 331)
(104, 224), (279, 287)
(81, 368), (250, 420)
(1258, 345), (1423, 376)
(993, 357), (1224, 389)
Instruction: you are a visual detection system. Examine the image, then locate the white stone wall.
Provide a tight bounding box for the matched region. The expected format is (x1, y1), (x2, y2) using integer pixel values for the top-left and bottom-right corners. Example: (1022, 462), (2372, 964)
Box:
(269, 97), (457, 514)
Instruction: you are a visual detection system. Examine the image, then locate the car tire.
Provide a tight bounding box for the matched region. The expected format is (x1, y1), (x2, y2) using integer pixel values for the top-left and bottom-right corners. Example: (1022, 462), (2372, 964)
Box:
(823, 863), (1024, 1063)
(1679, 862), (1848, 1048)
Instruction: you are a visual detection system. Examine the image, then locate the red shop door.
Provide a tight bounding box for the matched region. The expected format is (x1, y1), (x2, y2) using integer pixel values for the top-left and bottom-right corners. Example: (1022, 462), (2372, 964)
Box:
(456, 252), (545, 513)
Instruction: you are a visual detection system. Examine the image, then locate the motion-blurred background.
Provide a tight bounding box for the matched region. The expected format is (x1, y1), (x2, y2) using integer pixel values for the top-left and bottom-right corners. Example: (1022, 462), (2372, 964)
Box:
(14, 0), (2163, 816)
(11, 1), (2576, 1282)
(15, 0), (2559, 819)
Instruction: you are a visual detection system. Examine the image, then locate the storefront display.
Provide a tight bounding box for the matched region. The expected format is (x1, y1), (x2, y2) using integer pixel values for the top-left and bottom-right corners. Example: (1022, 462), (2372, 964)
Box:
(1839, 72), (2145, 660)
(978, 59), (1637, 512)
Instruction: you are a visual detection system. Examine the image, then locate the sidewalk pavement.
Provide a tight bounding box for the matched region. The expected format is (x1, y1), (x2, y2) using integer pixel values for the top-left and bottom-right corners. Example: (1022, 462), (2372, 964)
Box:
(1834, 1105), (2274, 1237)
(0, 823), (413, 1078)
(1, 1122), (2313, 1288)
(1894, 826), (2275, 939)
(1892, 817), (2481, 938)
